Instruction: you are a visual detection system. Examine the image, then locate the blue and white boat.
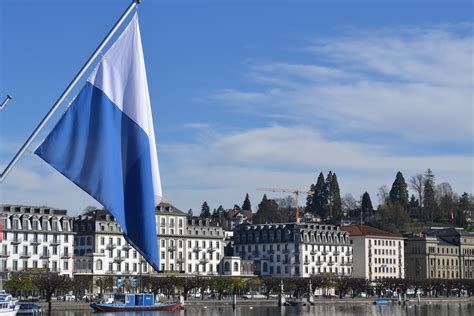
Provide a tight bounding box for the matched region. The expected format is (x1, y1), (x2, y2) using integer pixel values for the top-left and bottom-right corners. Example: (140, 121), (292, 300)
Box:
(0, 293), (20, 316)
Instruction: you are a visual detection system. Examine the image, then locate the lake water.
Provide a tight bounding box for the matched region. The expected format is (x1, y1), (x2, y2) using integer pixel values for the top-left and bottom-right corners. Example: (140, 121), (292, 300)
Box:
(53, 303), (472, 316)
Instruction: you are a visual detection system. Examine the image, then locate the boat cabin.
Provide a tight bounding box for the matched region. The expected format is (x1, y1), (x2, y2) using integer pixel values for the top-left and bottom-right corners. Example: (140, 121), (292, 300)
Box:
(114, 294), (155, 307)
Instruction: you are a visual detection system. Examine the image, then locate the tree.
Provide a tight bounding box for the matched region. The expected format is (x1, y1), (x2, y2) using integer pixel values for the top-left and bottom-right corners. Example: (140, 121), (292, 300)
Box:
(3, 273), (36, 298)
(361, 192), (374, 215)
(254, 194), (281, 224)
(423, 169), (437, 222)
(435, 182), (457, 222)
(242, 193), (252, 211)
(307, 172), (328, 220)
(342, 193), (358, 214)
(71, 275), (93, 299)
(389, 171), (409, 209)
(186, 209), (193, 219)
(376, 203), (410, 233)
(409, 194), (419, 208)
(32, 274), (72, 315)
(409, 174), (424, 207)
(96, 276), (114, 295)
(200, 201), (211, 219)
(377, 185), (389, 204)
(328, 173), (342, 222)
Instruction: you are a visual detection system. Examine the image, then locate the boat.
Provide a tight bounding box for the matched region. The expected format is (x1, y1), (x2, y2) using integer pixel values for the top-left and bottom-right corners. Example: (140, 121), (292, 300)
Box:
(90, 293), (182, 312)
(17, 301), (42, 316)
(0, 293), (20, 316)
(373, 298), (389, 305)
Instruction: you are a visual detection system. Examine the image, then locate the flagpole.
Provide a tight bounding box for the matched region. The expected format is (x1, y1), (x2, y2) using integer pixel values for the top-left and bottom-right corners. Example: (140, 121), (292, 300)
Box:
(0, 0), (141, 182)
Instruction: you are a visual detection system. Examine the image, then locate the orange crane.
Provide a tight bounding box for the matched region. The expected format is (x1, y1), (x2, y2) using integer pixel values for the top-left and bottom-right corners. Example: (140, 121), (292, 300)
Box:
(256, 188), (314, 224)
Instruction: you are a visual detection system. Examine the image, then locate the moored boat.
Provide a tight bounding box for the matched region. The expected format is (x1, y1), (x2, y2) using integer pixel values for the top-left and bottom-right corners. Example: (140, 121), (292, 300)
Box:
(17, 302), (42, 316)
(373, 298), (389, 305)
(90, 293), (182, 312)
(0, 293), (20, 316)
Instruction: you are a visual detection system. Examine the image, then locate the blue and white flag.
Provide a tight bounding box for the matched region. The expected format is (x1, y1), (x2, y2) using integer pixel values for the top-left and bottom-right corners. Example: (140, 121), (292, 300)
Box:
(35, 14), (161, 270)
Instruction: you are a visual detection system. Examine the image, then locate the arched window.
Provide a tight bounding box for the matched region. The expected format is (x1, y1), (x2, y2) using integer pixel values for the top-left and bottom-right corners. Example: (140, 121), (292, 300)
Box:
(224, 262), (230, 272)
(96, 259), (103, 270)
(233, 262), (239, 272)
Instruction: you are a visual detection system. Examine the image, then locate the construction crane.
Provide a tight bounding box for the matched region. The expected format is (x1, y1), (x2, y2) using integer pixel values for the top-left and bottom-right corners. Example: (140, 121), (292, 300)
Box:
(257, 188), (314, 224)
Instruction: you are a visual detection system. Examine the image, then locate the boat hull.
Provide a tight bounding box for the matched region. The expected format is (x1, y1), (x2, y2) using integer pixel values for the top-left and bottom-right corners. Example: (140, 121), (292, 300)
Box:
(90, 303), (182, 312)
(0, 306), (20, 316)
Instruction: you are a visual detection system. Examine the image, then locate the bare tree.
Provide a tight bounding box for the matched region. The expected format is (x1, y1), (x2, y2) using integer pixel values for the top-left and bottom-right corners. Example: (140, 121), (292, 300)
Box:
(342, 193), (359, 213)
(409, 174), (424, 207)
(377, 185), (389, 204)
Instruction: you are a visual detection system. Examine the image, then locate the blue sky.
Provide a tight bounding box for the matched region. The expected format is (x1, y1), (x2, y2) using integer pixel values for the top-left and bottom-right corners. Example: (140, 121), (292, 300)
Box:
(1, 0), (472, 215)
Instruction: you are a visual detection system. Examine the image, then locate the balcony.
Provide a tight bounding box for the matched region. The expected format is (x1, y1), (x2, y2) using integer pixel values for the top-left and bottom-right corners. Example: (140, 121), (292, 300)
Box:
(114, 256), (125, 263)
(0, 251), (10, 257)
(50, 240), (61, 246)
(282, 259), (290, 264)
(282, 249), (290, 254)
(11, 238), (23, 245)
(122, 244), (132, 251)
(304, 260), (310, 265)
(176, 258), (185, 264)
(321, 251), (328, 255)
(328, 262), (334, 266)
(315, 261), (322, 266)
(31, 239), (42, 245)
(20, 252), (31, 258)
(268, 249), (275, 254)
(333, 251), (340, 256)
(192, 247), (202, 253)
(105, 243), (117, 250)
(310, 250), (317, 255)
(346, 260), (353, 266)
(40, 252), (50, 259)
(346, 250), (352, 256)
(199, 259), (209, 265)
(168, 246), (176, 252)
(61, 253), (71, 259)
(207, 247), (216, 253)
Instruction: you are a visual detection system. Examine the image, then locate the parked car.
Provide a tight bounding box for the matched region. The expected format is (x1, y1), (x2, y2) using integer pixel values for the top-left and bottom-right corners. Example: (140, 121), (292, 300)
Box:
(243, 292), (266, 299)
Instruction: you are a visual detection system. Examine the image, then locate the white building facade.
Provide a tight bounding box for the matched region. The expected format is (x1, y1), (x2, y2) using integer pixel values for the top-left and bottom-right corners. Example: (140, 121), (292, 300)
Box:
(341, 225), (405, 280)
(0, 204), (75, 288)
(73, 202), (225, 277)
(233, 223), (352, 277)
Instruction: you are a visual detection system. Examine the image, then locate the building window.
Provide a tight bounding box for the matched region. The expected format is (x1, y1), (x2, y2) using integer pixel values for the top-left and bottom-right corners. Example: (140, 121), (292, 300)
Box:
(225, 262), (230, 272)
(96, 260), (103, 270)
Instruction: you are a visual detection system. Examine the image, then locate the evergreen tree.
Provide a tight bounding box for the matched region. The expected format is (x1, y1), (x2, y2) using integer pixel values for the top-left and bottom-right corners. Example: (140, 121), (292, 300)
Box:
(423, 169), (437, 222)
(409, 194), (419, 208)
(200, 201), (211, 219)
(186, 209), (193, 219)
(254, 194), (280, 224)
(242, 193), (252, 211)
(329, 173), (342, 222)
(389, 171), (409, 209)
(311, 172), (328, 220)
(306, 183), (316, 210)
(459, 192), (470, 210)
(325, 171), (334, 218)
(361, 192), (374, 214)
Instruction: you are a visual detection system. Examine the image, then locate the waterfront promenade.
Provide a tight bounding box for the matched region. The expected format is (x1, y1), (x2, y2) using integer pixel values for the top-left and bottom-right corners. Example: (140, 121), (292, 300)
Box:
(38, 297), (474, 311)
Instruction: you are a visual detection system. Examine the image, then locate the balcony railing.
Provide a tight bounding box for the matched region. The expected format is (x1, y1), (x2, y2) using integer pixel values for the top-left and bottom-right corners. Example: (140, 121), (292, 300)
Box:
(304, 260), (310, 265)
(346, 251), (352, 256)
(268, 249), (275, 254)
(282, 259), (290, 264)
(207, 247), (216, 253)
(176, 258), (185, 264)
(50, 240), (60, 246)
(327, 262), (334, 266)
(31, 239), (42, 245)
(61, 253), (71, 259)
(11, 238), (23, 244)
(20, 252), (32, 258)
(321, 250), (328, 255)
(282, 249), (290, 254)
(0, 251), (11, 257)
(114, 257), (125, 263)
(106, 243), (117, 250)
(333, 251), (340, 256)
(192, 247), (202, 253)
(199, 259), (209, 265)
(168, 246), (176, 252)
(40, 252), (50, 259)
(315, 261), (322, 266)
(310, 250), (317, 255)
(122, 244), (132, 251)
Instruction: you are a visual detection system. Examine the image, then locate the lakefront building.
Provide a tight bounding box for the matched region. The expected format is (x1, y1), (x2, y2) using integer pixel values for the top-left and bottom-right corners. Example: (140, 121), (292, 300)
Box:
(0, 204), (75, 288)
(341, 225), (405, 280)
(73, 202), (225, 277)
(404, 227), (474, 280)
(233, 223), (352, 277)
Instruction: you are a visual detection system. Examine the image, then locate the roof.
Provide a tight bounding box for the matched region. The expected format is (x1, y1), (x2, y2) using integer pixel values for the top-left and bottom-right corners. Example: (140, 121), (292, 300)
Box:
(341, 225), (402, 238)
